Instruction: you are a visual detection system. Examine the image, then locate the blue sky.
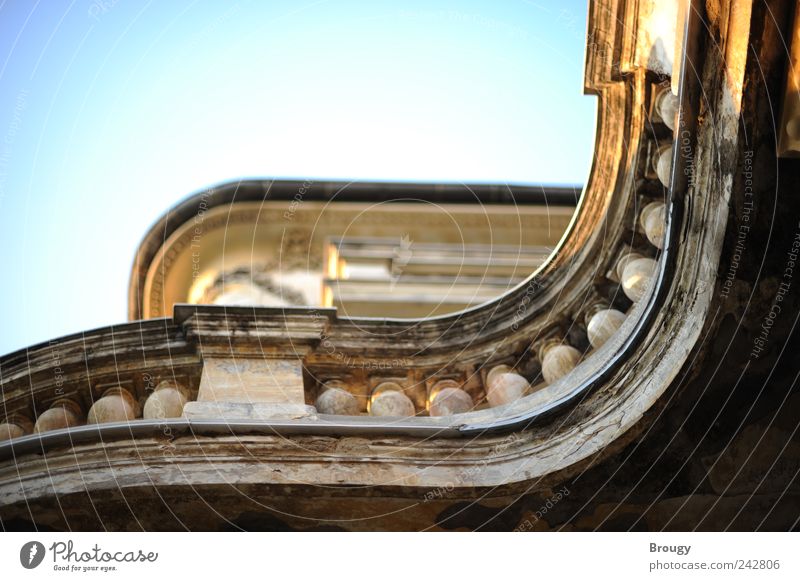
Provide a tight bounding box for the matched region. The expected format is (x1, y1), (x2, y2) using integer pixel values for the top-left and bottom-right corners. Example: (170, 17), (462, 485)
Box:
(0, 0), (594, 356)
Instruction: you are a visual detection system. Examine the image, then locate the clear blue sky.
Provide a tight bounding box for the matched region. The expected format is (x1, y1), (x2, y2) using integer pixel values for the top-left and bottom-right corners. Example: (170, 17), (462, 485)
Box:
(0, 0), (595, 356)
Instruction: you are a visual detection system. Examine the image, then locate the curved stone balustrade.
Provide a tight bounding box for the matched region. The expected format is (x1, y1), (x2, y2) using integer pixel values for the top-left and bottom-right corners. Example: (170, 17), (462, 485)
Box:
(87, 387), (139, 425)
(0, 0), (778, 531)
(3, 0), (752, 524)
(34, 400), (84, 433)
(615, 251), (645, 281)
(143, 380), (189, 420)
(0, 74), (674, 431)
(485, 365), (513, 386)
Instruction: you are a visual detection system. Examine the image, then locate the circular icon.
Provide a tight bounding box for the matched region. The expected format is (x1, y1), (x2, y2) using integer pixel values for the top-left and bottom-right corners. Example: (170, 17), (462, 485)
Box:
(20, 541), (46, 569)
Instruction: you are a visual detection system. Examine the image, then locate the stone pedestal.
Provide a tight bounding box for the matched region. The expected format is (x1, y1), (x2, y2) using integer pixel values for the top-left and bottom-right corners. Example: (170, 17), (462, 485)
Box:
(175, 305), (333, 421)
(183, 357), (316, 420)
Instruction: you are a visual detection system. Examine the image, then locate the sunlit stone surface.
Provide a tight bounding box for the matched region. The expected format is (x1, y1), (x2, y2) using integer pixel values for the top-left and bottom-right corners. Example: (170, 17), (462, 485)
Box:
(587, 309), (627, 349)
(87, 387), (138, 424)
(542, 345), (581, 384)
(486, 372), (529, 407)
(33, 401), (83, 433)
(656, 90), (678, 131)
(655, 144), (673, 187)
(429, 386), (473, 417)
(369, 383), (415, 417)
(143, 380), (188, 420)
(641, 201), (666, 249)
(316, 385), (360, 416)
(622, 257), (658, 302)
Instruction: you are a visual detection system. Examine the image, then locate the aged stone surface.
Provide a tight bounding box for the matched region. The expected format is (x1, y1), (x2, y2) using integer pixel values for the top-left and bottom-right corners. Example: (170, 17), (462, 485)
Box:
(0, 414), (32, 441)
(194, 358), (305, 406)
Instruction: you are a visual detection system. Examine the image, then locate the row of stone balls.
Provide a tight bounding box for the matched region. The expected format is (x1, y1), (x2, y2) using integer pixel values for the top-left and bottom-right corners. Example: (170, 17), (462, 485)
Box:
(0, 380), (189, 440)
(314, 91), (676, 419)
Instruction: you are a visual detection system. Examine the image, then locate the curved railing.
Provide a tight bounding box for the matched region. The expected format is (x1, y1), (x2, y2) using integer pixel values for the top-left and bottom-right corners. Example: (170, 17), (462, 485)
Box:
(0, 0), (740, 495)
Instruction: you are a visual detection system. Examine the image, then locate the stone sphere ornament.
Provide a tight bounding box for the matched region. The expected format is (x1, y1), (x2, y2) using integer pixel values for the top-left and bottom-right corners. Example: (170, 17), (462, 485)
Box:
(87, 387), (139, 424)
(541, 345), (582, 384)
(143, 380), (189, 420)
(622, 257), (658, 303)
(0, 414), (32, 441)
(33, 400), (83, 433)
(485, 365), (513, 387)
(641, 201), (666, 249)
(587, 309), (627, 349)
(369, 383), (416, 417)
(316, 386), (360, 416)
(429, 387), (473, 417)
(656, 90), (679, 131)
(655, 144), (673, 187)
(486, 372), (529, 407)
(615, 252), (644, 282)
(0, 423), (25, 441)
